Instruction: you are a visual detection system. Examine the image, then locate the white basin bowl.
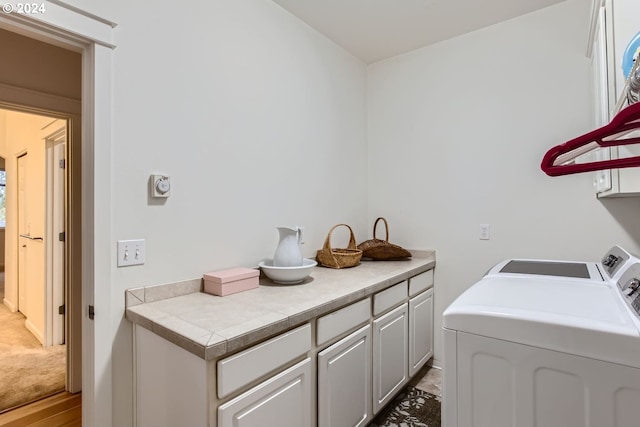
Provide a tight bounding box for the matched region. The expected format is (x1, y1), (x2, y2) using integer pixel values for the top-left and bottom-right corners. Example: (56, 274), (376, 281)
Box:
(259, 258), (317, 284)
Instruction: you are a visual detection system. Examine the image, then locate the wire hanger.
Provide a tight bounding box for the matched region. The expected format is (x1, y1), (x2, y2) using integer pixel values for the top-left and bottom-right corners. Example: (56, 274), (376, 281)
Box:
(541, 55), (640, 177)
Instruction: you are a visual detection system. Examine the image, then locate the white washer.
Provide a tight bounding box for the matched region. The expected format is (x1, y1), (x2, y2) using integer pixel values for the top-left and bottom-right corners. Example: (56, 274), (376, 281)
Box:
(442, 246), (640, 427)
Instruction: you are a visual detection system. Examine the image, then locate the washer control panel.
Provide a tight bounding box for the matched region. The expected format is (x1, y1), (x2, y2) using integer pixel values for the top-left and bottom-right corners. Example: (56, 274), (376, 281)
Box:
(633, 293), (640, 317)
(617, 262), (640, 319)
(601, 246), (631, 280)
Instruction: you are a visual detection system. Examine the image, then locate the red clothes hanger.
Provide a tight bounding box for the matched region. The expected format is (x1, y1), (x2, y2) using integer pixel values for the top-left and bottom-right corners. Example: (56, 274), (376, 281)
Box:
(541, 102), (640, 176)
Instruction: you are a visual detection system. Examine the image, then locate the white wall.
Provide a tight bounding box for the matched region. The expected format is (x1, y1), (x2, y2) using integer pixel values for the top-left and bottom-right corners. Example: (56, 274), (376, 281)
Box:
(61, 0), (368, 425)
(25, 0), (640, 424)
(367, 0), (640, 367)
(0, 112), (6, 158)
(2, 110), (52, 343)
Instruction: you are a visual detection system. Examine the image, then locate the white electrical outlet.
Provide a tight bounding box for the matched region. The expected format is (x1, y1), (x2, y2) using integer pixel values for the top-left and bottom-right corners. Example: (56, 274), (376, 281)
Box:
(117, 239), (146, 267)
(479, 224), (490, 240)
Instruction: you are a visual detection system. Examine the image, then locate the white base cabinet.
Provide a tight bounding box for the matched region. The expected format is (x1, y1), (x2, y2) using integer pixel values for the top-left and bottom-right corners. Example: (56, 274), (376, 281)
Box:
(135, 325), (208, 427)
(218, 358), (312, 427)
(317, 324), (372, 427)
(133, 267), (435, 427)
(372, 303), (409, 413)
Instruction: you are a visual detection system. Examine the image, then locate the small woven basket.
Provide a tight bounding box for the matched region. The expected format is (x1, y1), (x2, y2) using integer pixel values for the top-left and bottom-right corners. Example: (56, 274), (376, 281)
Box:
(316, 224), (363, 269)
(357, 217), (412, 260)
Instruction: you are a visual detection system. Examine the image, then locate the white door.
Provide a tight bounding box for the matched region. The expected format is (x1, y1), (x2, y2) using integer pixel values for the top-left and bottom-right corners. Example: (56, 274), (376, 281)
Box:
(408, 288), (433, 377)
(45, 122), (66, 346)
(372, 303), (409, 414)
(591, 5), (612, 193)
(318, 324), (372, 427)
(218, 358), (312, 427)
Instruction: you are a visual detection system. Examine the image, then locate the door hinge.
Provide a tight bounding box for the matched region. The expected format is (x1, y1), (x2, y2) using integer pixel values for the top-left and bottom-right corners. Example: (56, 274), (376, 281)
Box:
(59, 159), (66, 169)
(58, 231), (65, 242)
(88, 305), (95, 320)
(58, 304), (65, 315)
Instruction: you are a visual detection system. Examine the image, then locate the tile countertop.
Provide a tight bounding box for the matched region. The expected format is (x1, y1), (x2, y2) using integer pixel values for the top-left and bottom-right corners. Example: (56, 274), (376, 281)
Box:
(125, 250), (435, 361)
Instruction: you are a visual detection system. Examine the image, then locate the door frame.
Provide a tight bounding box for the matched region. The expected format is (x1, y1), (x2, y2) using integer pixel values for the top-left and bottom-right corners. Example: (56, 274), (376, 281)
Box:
(44, 121), (66, 347)
(0, 4), (116, 426)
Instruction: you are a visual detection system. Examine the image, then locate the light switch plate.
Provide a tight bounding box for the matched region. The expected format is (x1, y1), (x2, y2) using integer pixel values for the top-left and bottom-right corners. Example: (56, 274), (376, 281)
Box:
(479, 224), (490, 240)
(117, 239), (145, 267)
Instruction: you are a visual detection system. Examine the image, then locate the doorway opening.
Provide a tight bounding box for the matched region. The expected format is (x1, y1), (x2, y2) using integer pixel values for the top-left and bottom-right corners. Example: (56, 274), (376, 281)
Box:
(0, 109), (73, 413)
(0, 23), (82, 415)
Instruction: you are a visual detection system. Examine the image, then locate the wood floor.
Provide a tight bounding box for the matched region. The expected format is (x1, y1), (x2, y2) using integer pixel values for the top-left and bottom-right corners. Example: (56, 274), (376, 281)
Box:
(0, 392), (81, 427)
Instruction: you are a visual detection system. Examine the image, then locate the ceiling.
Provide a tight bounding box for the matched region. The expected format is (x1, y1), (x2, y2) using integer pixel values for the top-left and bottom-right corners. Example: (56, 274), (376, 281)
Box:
(271, 0), (568, 63)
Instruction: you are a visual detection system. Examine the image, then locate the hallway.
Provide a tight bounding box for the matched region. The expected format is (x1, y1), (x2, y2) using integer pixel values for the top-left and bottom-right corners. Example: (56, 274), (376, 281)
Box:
(0, 273), (66, 413)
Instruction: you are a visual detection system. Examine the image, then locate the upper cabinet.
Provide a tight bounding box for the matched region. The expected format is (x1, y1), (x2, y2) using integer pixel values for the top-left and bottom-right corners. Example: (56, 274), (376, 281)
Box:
(588, 0), (640, 197)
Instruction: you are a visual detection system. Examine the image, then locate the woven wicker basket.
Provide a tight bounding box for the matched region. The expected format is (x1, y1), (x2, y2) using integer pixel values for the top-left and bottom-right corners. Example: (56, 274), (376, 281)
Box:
(357, 217), (411, 260)
(316, 224), (362, 269)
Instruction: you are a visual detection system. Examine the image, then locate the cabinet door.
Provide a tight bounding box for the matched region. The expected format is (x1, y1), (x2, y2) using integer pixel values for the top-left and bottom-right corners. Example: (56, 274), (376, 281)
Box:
(409, 288), (434, 377)
(593, 0), (640, 197)
(590, 4), (613, 193)
(218, 358), (312, 427)
(318, 324), (372, 427)
(372, 303), (408, 414)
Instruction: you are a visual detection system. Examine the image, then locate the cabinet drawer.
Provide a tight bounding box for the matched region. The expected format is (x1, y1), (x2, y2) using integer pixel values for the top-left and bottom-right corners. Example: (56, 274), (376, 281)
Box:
(317, 298), (371, 346)
(217, 324), (311, 398)
(373, 281), (408, 316)
(409, 269), (433, 296)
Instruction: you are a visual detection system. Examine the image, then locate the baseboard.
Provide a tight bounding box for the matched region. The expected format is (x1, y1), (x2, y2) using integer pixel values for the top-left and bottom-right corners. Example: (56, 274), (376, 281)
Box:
(3, 298), (16, 312)
(25, 318), (44, 345)
(429, 358), (442, 370)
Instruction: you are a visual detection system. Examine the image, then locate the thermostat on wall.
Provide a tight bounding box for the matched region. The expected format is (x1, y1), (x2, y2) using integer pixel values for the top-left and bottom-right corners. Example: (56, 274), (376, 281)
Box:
(151, 174), (171, 198)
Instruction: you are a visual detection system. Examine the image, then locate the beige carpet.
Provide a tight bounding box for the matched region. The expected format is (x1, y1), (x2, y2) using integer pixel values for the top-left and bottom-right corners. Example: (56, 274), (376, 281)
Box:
(0, 278), (66, 413)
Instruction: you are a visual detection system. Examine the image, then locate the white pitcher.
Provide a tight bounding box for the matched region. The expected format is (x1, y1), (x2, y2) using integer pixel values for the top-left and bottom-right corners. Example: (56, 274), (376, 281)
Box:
(273, 226), (304, 267)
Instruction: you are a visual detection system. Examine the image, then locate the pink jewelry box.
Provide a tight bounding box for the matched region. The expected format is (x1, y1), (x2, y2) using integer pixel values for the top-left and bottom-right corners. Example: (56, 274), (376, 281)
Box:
(203, 267), (259, 296)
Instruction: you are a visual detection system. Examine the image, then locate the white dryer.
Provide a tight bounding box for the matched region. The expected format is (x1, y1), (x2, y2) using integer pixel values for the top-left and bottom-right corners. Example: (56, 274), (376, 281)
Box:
(442, 246), (640, 427)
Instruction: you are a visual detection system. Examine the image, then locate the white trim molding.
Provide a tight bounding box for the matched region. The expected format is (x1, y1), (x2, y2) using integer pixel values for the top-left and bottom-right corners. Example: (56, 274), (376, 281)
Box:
(587, 0), (605, 57)
(0, 0), (116, 48)
(0, 83), (81, 116)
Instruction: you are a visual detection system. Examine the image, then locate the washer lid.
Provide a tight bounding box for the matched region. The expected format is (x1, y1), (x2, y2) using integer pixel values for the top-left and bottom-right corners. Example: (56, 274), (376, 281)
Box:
(485, 259), (604, 283)
(500, 260), (590, 278)
(443, 276), (640, 368)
